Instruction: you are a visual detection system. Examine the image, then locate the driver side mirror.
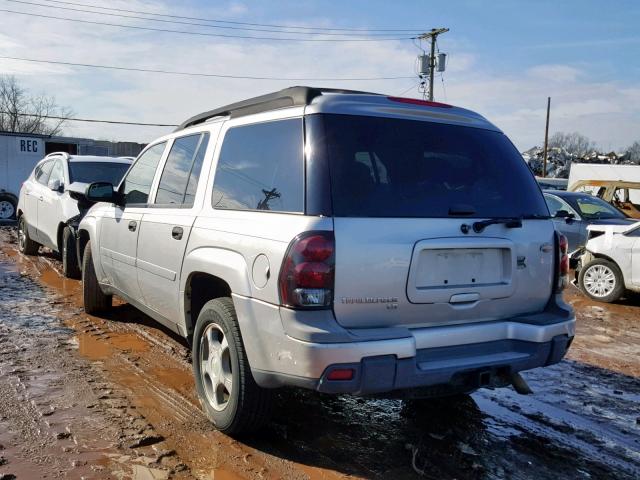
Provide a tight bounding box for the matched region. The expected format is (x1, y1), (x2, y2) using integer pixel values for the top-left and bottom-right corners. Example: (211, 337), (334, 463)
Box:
(554, 209), (575, 223)
(48, 178), (63, 193)
(85, 182), (120, 205)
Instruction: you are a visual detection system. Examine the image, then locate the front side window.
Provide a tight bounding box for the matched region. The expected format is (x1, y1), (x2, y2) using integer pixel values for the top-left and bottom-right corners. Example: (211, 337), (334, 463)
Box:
(212, 119), (304, 213)
(48, 160), (65, 186)
(121, 142), (166, 206)
(155, 133), (209, 206)
(545, 194), (577, 218)
(35, 160), (54, 185)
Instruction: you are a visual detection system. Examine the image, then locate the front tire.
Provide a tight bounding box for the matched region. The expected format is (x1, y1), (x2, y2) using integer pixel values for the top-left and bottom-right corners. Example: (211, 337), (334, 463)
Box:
(17, 215), (39, 255)
(82, 242), (112, 313)
(579, 258), (625, 303)
(62, 226), (81, 279)
(192, 297), (273, 435)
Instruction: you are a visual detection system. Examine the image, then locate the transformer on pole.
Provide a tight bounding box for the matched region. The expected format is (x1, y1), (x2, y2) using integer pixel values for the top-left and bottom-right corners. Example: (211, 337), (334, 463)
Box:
(416, 28), (449, 101)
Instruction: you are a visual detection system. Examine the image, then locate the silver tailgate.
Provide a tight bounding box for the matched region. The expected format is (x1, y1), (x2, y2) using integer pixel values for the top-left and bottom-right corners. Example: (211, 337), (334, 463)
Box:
(332, 218), (555, 329)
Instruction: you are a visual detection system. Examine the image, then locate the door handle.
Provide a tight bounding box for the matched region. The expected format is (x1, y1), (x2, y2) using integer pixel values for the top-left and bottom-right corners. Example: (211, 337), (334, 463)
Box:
(172, 226), (183, 240)
(128, 220), (137, 232)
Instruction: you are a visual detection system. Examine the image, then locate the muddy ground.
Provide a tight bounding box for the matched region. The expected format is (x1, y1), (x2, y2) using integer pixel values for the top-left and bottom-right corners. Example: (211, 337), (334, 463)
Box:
(0, 225), (638, 480)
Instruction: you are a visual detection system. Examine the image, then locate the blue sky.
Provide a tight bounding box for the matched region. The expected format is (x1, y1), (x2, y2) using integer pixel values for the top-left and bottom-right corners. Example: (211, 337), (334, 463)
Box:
(0, 0), (638, 150)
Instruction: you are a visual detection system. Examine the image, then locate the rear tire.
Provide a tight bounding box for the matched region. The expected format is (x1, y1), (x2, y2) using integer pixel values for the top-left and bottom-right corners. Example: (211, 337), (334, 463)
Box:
(579, 258), (625, 303)
(82, 242), (112, 313)
(0, 194), (16, 220)
(17, 215), (39, 255)
(192, 297), (273, 435)
(62, 226), (81, 279)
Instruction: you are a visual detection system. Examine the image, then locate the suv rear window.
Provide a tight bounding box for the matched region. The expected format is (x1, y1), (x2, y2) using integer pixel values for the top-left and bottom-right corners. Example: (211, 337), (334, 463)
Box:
(69, 162), (130, 185)
(212, 119), (303, 213)
(318, 114), (548, 218)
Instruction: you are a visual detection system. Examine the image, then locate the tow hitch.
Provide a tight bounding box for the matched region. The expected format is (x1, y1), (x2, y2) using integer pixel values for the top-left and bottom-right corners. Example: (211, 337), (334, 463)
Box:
(510, 372), (533, 395)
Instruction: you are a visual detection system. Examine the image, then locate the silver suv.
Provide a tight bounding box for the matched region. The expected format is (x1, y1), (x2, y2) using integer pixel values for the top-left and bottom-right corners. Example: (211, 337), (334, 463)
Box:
(78, 87), (575, 434)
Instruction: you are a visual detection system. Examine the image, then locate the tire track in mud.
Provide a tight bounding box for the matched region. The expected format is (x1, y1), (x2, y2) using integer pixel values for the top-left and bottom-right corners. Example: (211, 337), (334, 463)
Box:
(1, 226), (640, 480)
(0, 229), (317, 479)
(0, 258), (191, 479)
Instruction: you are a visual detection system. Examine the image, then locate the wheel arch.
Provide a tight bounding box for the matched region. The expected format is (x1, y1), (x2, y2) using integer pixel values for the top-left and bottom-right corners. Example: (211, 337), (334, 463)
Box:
(588, 251), (619, 266)
(56, 222), (67, 253)
(77, 228), (91, 266)
(76, 215), (98, 266)
(181, 247), (252, 343)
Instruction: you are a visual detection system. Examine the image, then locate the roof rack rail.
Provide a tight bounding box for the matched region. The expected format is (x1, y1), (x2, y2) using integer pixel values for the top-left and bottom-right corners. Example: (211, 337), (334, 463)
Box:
(175, 86), (378, 132)
(44, 151), (70, 160)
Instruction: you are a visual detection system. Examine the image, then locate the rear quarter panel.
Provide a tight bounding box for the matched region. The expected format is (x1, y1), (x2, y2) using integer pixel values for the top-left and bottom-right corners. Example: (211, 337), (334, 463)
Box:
(182, 211), (333, 304)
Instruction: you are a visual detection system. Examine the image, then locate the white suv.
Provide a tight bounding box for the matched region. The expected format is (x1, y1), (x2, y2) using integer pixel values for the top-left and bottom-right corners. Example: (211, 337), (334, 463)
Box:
(78, 87), (575, 434)
(16, 152), (132, 277)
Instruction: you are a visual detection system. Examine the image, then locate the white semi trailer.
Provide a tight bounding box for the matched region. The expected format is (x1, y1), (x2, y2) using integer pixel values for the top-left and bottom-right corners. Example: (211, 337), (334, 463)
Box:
(0, 132), (46, 220)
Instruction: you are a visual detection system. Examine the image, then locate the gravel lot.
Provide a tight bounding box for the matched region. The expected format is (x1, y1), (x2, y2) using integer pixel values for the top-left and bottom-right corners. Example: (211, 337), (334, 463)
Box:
(0, 225), (638, 480)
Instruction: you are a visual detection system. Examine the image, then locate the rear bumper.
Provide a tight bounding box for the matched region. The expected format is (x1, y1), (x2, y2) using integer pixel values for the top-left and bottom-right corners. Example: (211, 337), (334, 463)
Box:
(314, 334), (572, 395)
(234, 294), (575, 395)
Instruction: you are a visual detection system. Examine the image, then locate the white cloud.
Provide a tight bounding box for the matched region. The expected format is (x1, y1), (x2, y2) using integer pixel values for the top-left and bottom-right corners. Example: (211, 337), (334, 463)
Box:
(0, 1), (637, 151)
(526, 64), (581, 83)
(440, 62), (639, 151)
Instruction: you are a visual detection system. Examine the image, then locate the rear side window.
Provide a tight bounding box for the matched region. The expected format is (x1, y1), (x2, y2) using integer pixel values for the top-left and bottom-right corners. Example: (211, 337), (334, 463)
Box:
(155, 133), (209, 206)
(34, 160), (54, 185)
(212, 119), (303, 213)
(316, 114), (549, 218)
(122, 142), (166, 205)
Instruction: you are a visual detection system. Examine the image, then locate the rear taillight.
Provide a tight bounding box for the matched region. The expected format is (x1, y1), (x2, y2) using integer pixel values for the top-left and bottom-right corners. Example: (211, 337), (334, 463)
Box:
(556, 233), (569, 292)
(279, 232), (334, 309)
(326, 368), (354, 381)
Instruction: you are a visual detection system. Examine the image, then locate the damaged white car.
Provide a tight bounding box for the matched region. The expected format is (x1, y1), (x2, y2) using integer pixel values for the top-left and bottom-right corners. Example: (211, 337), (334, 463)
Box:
(576, 222), (640, 302)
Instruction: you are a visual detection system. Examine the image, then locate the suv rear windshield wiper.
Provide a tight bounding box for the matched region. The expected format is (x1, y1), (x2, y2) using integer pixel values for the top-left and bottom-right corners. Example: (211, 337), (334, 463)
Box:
(472, 217), (523, 233)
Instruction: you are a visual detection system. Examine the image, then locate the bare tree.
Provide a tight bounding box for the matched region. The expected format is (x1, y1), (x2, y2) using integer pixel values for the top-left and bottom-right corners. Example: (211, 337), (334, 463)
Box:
(0, 75), (73, 136)
(626, 141), (640, 163)
(548, 132), (595, 157)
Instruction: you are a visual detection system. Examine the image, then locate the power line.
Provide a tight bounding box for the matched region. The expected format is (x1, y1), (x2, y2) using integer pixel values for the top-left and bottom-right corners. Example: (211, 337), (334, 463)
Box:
(395, 82), (420, 97)
(0, 111), (176, 127)
(0, 55), (413, 81)
(35, 0), (422, 33)
(4, 0), (421, 37)
(0, 8), (415, 42)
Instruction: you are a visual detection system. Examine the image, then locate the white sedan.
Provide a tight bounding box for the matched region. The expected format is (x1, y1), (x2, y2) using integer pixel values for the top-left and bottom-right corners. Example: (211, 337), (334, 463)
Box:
(577, 222), (640, 302)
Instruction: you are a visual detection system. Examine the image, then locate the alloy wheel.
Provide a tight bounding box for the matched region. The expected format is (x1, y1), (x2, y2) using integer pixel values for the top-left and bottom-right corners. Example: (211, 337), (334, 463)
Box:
(18, 219), (26, 251)
(199, 323), (233, 411)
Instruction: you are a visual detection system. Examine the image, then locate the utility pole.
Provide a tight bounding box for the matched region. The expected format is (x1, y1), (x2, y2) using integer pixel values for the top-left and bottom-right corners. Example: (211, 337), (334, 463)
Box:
(542, 97), (551, 178)
(418, 28), (449, 101)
